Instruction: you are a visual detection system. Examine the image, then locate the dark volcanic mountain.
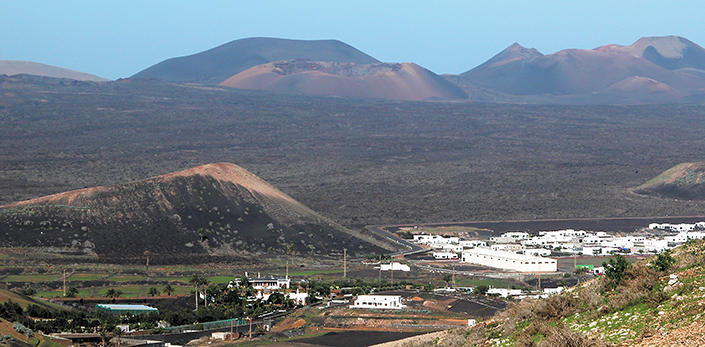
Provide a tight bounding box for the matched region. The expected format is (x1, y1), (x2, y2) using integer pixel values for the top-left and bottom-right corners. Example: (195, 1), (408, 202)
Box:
(0, 163), (394, 262)
(633, 162), (705, 200)
(131, 37), (380, 84)
(451, 36), (705, 103)
(219, 60), (468, 101)
(0, 60), (109, 82)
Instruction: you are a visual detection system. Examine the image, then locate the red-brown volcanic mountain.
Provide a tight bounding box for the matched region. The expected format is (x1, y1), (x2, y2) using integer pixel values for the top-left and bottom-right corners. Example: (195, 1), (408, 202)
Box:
(596, 36), (705, 71)
(0, 163), (394, 261)
(131, 37), (380, 84)
(0, 60), (109, 82)
(452, 36), (705, 103)
(219, 60), (468, 101)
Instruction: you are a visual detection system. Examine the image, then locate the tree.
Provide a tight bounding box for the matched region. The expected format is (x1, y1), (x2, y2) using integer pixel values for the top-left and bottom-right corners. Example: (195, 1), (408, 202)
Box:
(105, 289), (116, 298)
(113, 327), (124, 347)
(144, 251), (151, 272)
(442, 274), (453, 287)
(66, 287), (79, 298)
(603, 254), (630, 286)
(474, 284), (490, 296)
(189, 274), (208, 309)
(148, 287), (160, 297)
(163, 284), (174, 296)
(650, 250), (676, 272)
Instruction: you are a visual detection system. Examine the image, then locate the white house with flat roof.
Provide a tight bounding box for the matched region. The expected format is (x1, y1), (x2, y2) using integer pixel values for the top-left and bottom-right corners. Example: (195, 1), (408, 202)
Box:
(461, 248), (557, 272)
(250, 276), (290, 290)
(351, 295), (406, 310)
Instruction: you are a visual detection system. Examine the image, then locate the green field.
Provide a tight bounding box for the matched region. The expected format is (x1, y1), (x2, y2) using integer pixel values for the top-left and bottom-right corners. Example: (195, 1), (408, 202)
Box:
(2, 274), (61, 282)
(107, 275), (148, 282)
(67, 273), (106, 281)
(152, 276), (190, 283)
(37, 285), (194, 298)
(206, 276), (236, 284)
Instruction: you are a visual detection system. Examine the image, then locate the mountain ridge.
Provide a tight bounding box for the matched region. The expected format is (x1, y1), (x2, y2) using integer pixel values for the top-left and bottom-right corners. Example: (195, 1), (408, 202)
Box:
(131, 37), (380, 84)
(0, 60), (109, 82)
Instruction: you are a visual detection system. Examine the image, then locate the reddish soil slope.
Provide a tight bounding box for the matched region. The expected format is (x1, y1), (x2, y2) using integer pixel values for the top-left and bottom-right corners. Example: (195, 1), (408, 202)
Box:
(219, 60), (468, 101)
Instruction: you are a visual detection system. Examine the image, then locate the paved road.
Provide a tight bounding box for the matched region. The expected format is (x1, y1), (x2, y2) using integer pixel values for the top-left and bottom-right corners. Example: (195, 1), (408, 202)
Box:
(365, 224), (426, 257)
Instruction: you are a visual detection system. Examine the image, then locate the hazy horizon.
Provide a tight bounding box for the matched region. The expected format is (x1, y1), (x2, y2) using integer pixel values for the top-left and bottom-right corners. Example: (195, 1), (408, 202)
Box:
(2, 0), (704, 80)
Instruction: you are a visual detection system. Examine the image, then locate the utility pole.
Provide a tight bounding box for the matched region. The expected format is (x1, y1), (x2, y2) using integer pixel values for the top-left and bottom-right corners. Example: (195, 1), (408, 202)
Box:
(452, 264), (456, 288)
(378, 255), (382, 286)
(343, 248), (347, 278)
(63, 269), (66, 297)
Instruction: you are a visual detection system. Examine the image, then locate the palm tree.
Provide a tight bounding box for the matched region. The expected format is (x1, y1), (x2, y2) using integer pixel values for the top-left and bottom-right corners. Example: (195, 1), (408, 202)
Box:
(144, 251), (151, 271)
(112, 327), (123, 347)
(163, 284), (174, 296)
(148, 287), (160, 297)
(189, 274), (203, 309)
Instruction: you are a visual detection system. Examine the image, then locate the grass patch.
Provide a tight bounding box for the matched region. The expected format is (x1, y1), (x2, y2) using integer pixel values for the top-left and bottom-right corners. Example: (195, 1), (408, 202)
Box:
(3, 274), (61, 282)
(206, 276), (235, 284)
(67, 273), (106, 281)
(107, 275), (148, 282)
(152, 277), (190, 283)
(37, 285), (194, 298)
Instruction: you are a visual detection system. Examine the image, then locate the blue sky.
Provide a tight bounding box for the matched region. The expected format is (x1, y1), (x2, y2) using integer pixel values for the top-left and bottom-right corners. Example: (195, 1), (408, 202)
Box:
(1, 0), (703, 80)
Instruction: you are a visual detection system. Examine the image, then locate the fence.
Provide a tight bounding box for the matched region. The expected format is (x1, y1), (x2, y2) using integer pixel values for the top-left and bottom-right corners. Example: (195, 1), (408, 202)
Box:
(162, 318), (247, 333)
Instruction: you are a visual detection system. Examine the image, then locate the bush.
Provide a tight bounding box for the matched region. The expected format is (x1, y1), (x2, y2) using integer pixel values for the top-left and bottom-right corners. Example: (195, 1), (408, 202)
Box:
(603, 254), (630, 287)
(649, 251), (675, 272)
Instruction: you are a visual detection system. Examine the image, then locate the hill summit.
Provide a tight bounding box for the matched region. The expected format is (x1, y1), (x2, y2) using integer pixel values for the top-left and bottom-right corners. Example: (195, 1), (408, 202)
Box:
(633, 162), (705, 200)
(220, 60), (468, 101)
(0, 163), (393, 262)
(131, 37), (380, 84)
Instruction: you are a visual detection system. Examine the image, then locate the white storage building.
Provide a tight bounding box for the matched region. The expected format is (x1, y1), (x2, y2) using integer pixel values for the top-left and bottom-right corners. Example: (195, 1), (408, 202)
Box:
(351, 295), (406, 310)
(461, 248), (557, 272)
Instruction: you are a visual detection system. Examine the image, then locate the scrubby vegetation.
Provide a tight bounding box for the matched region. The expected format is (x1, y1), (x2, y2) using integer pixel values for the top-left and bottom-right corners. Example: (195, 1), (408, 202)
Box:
(409, 240), (705, 346)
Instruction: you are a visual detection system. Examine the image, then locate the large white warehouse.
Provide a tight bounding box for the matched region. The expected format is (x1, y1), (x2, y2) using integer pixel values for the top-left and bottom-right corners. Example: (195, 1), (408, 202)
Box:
(461, 248), (557, 272)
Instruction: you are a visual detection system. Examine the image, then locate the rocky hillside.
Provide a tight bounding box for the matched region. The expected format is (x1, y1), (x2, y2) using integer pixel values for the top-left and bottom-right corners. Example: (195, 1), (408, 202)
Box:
(0, 163), (395, 262)
(408, 241), (705, 346)
(633, 162), (705, 200)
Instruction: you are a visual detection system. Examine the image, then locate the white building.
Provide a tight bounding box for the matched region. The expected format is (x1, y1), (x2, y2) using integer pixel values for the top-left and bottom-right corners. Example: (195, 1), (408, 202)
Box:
(286, 291), (309, 305)
(250, 276), (290, 290)
(664, 231), (705, 243)
(490, 231), (530, 244)
(351, 295), (406, 310)
(523, 248), (552, 257)
(380, 262), (411, 271)
(439, 244), (464, 252)
(486, 287), (523, 298)
(461, 248), (557, 272)
(433, 252), (459, 260)
(491, 244), (524, 252)
(459, 240), (487, 248)
(413, 235), (460, 245)
(649, 222), (705, 232)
